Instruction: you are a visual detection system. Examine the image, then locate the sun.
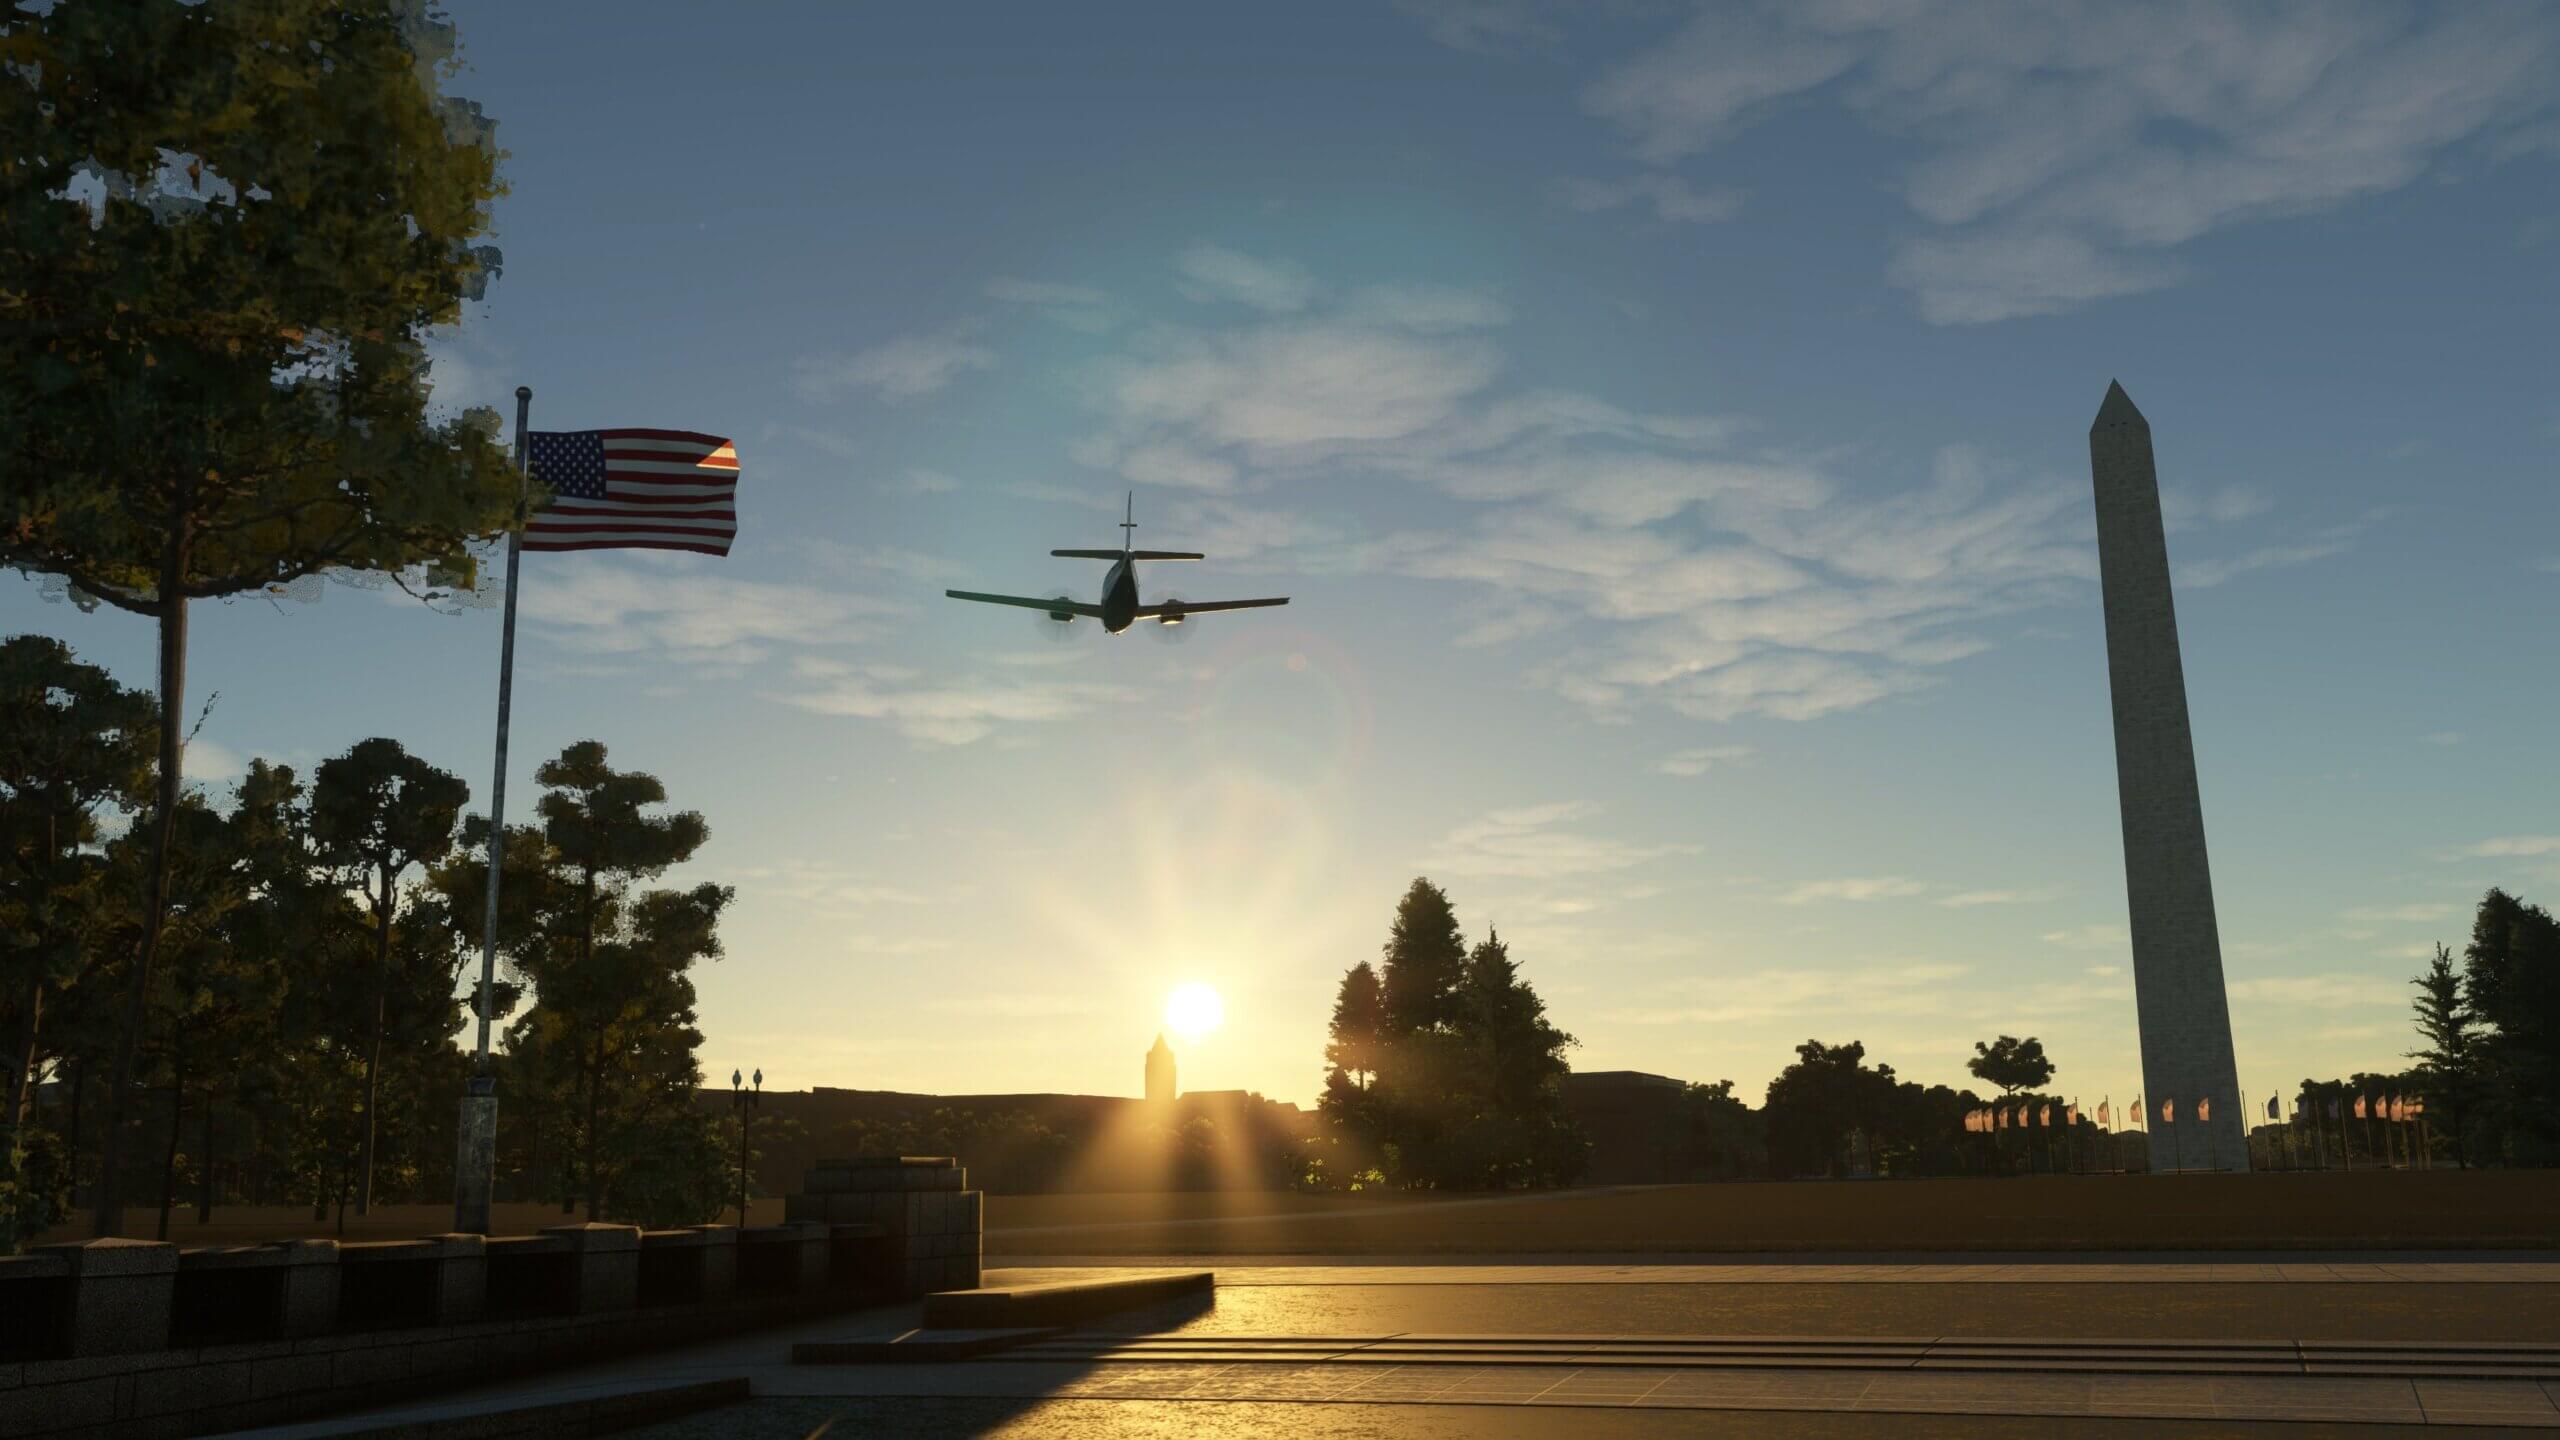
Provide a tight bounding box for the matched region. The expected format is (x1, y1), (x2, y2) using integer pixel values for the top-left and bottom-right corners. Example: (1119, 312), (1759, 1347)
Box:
(1165, 982), (1224, 1042)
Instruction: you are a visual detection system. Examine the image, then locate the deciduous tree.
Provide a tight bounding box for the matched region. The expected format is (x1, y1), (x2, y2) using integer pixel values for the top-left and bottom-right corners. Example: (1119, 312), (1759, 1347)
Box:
(2, 0), (519, 1234)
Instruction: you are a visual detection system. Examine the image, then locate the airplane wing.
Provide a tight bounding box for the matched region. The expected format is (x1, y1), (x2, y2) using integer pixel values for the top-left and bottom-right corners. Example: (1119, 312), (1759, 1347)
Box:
(1135, 597), (1289, 618)
(945, 589), (1105, 617)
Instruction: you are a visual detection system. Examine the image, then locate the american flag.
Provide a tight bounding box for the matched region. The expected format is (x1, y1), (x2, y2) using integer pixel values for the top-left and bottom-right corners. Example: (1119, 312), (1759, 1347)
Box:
(522, 428), (739, 555)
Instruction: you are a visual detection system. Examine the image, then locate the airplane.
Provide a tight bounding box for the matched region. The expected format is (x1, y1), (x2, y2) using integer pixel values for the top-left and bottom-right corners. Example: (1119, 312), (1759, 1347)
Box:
(945, 493), (1289, 634)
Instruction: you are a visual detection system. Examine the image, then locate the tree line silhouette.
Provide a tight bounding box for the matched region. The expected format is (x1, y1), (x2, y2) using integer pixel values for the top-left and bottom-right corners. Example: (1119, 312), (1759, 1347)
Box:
(1, 635), (738, 1250)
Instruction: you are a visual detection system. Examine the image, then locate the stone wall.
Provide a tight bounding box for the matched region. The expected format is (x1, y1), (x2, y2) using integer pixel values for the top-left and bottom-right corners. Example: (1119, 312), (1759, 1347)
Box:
(0, 1219), (904, 1439)
(782, 1155), (982, 1296)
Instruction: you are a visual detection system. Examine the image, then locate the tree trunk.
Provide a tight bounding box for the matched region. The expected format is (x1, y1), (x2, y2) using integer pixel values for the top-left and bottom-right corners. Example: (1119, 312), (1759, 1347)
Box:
(66, 1058), (83, 1211)
(357, 867), (394, 1215)
(196, 1099), (216, 1223)
(155, 1065), (184, 1243)
(4, 979), (38, 1151)
(582, 1043), (603, 1218)
(93, 520), (188, 1239)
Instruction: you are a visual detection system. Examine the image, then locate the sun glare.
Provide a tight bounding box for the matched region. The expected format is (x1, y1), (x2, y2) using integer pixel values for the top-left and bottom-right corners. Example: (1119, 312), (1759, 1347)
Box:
(1165, 982), (1224, 1041)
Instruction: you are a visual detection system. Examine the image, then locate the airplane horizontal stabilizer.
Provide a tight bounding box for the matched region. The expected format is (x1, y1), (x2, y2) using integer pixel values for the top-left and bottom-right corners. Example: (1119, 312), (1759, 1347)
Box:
(1050, 548), (1205, 561)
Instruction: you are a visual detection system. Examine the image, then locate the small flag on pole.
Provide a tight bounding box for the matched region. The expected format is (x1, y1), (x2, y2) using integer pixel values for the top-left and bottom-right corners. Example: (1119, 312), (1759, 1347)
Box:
(2198, 1097), (2211, 1123)
(2162, 1098), (2175, 1124)
(523, 429), (741, 555)
(2354, 1095), (2367, 1120)
(2039, 1103), (2052, 1128)
(2066, 1102), (2079, 1126)
(2266, 1094), (2279, 1120)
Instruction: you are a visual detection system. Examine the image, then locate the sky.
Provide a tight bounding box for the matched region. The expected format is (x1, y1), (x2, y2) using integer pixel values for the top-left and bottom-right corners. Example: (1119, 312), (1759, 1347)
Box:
(10, 1), (2559, 1112)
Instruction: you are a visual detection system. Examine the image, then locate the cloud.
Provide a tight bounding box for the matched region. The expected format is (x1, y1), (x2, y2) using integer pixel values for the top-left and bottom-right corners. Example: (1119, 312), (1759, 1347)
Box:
(2342, 902), (2457, 924)
(2447, 835), (2560, 859)
(985, 276), (1114, 332)
(1556, 174), (1747, 224)
(1062, 253), (2134, 730)
(1107, 322), (1502, 453)
(2176, 536), (2354, 589)
(1419, 801), (1678, 880)
(1937, 889), (2038, 908)
(1660, 744), (1754, 777)
(1175, 244), (1320, 313)
(767, 657), (1132, 746)
(1347, 284), (1514, 332)
(1778, 875), (1926, 906)
(1393, 0), (1560, 53)
(2085, 964), (2122, 977)
(1582, 3), (2560, 323)
(794, 329), (994, 403)
(2228, 973), (2408, 1009)
(2041, 924), (2128, 951)
(1604, 959), (1973, 1026)
(2421, 731), (2465, 747)
(521, 565), (892, 666)
(184, 738), (248, 788)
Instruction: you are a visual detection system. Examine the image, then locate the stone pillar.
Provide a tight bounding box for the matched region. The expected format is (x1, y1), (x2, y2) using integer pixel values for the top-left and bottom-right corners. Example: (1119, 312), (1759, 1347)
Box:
(2090, 380), (2247, 1172)
(785, 1157), (981, 1296)
(541, 1223), (639, 1314)
(414, 1233), (489, 1323)
(35, 1238), (177, 1357)
(681, 1225), (739, 1302)
(272, 1238), (342, 1338)
(453, 1080), (497, 1235)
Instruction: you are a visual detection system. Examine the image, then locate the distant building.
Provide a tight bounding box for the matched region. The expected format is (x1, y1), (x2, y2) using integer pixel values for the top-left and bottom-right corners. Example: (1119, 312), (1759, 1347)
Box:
(1560, 1070), (1689, 1184)
(1145, 1033), (1177, 1104)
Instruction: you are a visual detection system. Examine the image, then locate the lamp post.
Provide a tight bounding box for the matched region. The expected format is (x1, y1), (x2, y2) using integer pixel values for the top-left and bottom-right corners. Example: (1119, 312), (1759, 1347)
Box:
(731, 1067), (761, 1226)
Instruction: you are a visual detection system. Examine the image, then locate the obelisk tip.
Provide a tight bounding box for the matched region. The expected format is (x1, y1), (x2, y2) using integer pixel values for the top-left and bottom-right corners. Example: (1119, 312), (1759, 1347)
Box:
(2093, 378), (2147, 431)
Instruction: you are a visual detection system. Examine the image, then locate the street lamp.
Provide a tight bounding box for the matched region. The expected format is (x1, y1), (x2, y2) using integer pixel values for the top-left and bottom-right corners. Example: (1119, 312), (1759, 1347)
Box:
(731, 1067), (762, 1226)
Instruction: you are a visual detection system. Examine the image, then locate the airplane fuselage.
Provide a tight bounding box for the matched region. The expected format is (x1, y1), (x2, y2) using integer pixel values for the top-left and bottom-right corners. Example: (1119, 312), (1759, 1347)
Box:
(1100, 558), (1140, 633)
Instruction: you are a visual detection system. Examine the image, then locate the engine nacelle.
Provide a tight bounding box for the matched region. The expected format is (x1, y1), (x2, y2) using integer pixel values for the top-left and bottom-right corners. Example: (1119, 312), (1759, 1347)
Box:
(1158, 609), (1185, 626)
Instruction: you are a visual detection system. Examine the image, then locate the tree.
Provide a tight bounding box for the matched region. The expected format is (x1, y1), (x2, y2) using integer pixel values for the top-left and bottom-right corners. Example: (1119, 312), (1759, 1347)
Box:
(2462, 888), (2560, 1163)
(1324, 961), (1384, 1091)
(309, 738), (466, 1213)
(2407, 943), (2480, 1168)
(1967, 1035), (2055, 1096)
(523, 741), (719, 1218)
(1673, 1080), (1765, 1180)
(2, 1), (520, 1234)
(0, 637), (154, 1201)
(1324, 883), (1586, 1190)
(1763, 1039), (1899, 1178)
(1379, 879), (1466, 1035)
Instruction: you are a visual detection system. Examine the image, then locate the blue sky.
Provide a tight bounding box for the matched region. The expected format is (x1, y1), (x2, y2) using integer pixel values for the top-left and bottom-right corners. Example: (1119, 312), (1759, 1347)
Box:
(11, 1), (2558, 1110)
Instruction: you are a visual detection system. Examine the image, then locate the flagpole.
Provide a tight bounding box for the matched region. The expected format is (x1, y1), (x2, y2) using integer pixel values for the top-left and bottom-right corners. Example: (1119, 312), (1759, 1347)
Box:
(454, 385), (530, 1236)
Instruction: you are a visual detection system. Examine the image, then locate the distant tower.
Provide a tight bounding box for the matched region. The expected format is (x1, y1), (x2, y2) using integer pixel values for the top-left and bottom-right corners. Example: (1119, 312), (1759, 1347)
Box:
(1145, 1033), (1176, 1104)
(2089, 380), (2247, 1173)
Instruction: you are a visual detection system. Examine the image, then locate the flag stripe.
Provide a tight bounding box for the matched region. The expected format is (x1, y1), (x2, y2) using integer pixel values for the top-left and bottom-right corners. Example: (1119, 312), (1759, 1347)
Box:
(520, 536), (732, 555)
(600, 456), (741, 474)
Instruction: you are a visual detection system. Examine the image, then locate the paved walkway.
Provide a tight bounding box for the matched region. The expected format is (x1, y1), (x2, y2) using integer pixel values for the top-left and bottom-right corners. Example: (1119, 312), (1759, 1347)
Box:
(999, 1259), (2560, 1284)
(213, 1258), (2560, 1438)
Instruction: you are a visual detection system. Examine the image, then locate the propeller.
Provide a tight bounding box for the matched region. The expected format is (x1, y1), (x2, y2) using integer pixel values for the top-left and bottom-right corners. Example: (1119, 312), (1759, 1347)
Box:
(1036, 594), (1079, 643)
(1148, 597), (1192, 644)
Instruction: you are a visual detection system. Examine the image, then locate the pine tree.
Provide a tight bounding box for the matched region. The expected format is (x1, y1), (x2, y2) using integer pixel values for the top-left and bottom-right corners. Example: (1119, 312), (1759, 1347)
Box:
(1379, 878), (1466, 1035)
(309, 739), (467, 1214)
(2462, 888), (2560, 1160)
(2407, 943), (2479, 1168)
(1324, 961), (1384, 1090)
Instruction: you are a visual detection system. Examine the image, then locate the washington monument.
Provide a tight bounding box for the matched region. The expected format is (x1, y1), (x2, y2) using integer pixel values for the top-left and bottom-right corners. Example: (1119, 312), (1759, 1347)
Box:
(2091, 381), (2248, 1172)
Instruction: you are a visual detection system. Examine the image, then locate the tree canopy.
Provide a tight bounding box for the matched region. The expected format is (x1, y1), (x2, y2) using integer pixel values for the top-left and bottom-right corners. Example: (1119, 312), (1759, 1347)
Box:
(1, 0), (521, 1235)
